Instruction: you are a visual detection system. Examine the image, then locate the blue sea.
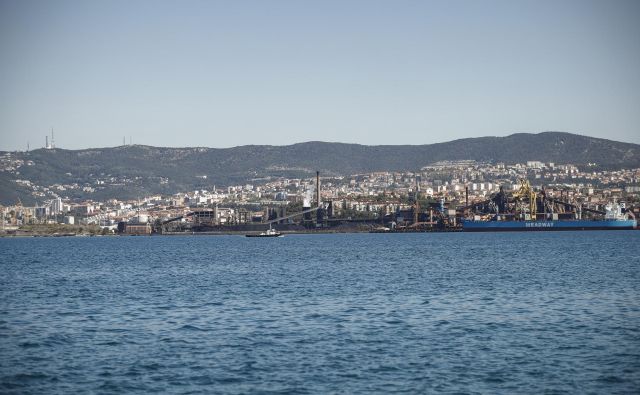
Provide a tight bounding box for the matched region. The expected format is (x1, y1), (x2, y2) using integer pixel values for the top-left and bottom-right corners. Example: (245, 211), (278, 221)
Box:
(1, 232), (639, 394)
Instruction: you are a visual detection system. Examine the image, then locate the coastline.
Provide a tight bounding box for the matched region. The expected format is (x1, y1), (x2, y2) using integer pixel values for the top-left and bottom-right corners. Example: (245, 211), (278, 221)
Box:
(0, 227), (463, 238)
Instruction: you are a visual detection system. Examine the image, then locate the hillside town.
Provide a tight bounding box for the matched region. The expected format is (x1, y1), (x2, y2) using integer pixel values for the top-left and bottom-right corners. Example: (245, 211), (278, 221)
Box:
(2, 159), (639, 235)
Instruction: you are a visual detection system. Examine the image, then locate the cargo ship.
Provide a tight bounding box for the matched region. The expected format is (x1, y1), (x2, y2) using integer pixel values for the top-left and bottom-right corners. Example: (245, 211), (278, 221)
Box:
(463, 180), (637, 232)
(463, 217), (636, 232)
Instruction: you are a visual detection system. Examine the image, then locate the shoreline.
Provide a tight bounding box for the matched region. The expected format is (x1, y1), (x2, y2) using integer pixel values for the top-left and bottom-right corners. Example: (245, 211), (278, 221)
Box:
(0, 228), (463, 238)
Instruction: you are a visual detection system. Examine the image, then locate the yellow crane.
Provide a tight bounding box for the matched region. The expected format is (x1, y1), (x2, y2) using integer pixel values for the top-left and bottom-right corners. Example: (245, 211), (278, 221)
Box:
(512, 179), (537, 219)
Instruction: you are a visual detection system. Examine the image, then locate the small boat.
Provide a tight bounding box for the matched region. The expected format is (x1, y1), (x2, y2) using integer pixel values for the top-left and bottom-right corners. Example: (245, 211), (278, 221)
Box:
(245, 227), (282, 237)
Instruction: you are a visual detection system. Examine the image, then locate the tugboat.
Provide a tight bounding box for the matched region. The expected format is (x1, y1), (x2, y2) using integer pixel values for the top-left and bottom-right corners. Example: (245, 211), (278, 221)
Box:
(245, 226), (282, 237)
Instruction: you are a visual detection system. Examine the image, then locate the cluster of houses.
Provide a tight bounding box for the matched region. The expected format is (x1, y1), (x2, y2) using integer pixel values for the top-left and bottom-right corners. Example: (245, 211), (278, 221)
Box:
(2, 160), (639, 233)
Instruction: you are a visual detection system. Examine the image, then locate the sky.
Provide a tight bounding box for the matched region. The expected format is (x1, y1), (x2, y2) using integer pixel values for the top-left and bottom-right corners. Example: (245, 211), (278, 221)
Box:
(1, 0), (639, 150)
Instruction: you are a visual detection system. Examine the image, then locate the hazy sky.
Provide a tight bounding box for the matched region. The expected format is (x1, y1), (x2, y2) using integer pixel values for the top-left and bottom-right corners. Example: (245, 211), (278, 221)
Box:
(1, 0), (639, 150)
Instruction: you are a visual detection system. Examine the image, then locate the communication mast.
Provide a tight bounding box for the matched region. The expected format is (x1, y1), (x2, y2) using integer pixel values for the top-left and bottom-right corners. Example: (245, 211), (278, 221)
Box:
(45, 128), (55, 149)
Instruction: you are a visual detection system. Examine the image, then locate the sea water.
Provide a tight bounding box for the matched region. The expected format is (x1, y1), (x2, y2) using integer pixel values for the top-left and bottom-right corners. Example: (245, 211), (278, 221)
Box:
(1, 232), (639, 393)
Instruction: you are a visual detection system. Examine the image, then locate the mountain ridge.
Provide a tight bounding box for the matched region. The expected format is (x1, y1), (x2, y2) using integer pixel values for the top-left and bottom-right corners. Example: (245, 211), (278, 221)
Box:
(2, 132), (639, 204)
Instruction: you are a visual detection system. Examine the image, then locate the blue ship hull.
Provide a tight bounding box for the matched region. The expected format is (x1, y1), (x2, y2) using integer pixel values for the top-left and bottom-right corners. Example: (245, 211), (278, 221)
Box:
(463, 219), (637, 232)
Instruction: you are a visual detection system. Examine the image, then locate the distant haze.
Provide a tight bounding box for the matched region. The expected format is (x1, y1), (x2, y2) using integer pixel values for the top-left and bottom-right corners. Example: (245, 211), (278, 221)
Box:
(1, 0), (639, 150)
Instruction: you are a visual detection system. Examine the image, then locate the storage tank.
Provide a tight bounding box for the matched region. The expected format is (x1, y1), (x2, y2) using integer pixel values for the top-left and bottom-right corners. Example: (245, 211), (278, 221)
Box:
(131, 214), (148, 224)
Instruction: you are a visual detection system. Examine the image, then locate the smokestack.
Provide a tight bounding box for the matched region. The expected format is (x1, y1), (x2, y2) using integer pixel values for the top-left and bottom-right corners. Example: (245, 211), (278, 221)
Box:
(316, 171), (320, 208)
(46, 135), (49, 149)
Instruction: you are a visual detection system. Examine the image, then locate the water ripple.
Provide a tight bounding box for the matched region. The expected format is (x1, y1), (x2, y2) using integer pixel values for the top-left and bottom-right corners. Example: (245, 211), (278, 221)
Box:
(0, 232), (639, 393)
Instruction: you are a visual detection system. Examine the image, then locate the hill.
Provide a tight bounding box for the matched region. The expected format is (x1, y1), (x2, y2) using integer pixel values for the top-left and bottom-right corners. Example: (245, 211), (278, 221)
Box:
(1, 132), (639, 204)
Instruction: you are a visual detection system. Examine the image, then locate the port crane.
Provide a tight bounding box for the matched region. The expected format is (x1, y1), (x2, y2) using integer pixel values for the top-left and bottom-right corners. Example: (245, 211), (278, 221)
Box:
(511, 179), (537, 218)
(463, 179), (612, 220)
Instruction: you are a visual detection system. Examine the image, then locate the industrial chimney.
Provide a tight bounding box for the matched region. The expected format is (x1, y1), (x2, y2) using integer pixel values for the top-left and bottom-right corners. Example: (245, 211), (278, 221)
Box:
(316, 171), (320, 208)
(465, 186), (469, 207)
